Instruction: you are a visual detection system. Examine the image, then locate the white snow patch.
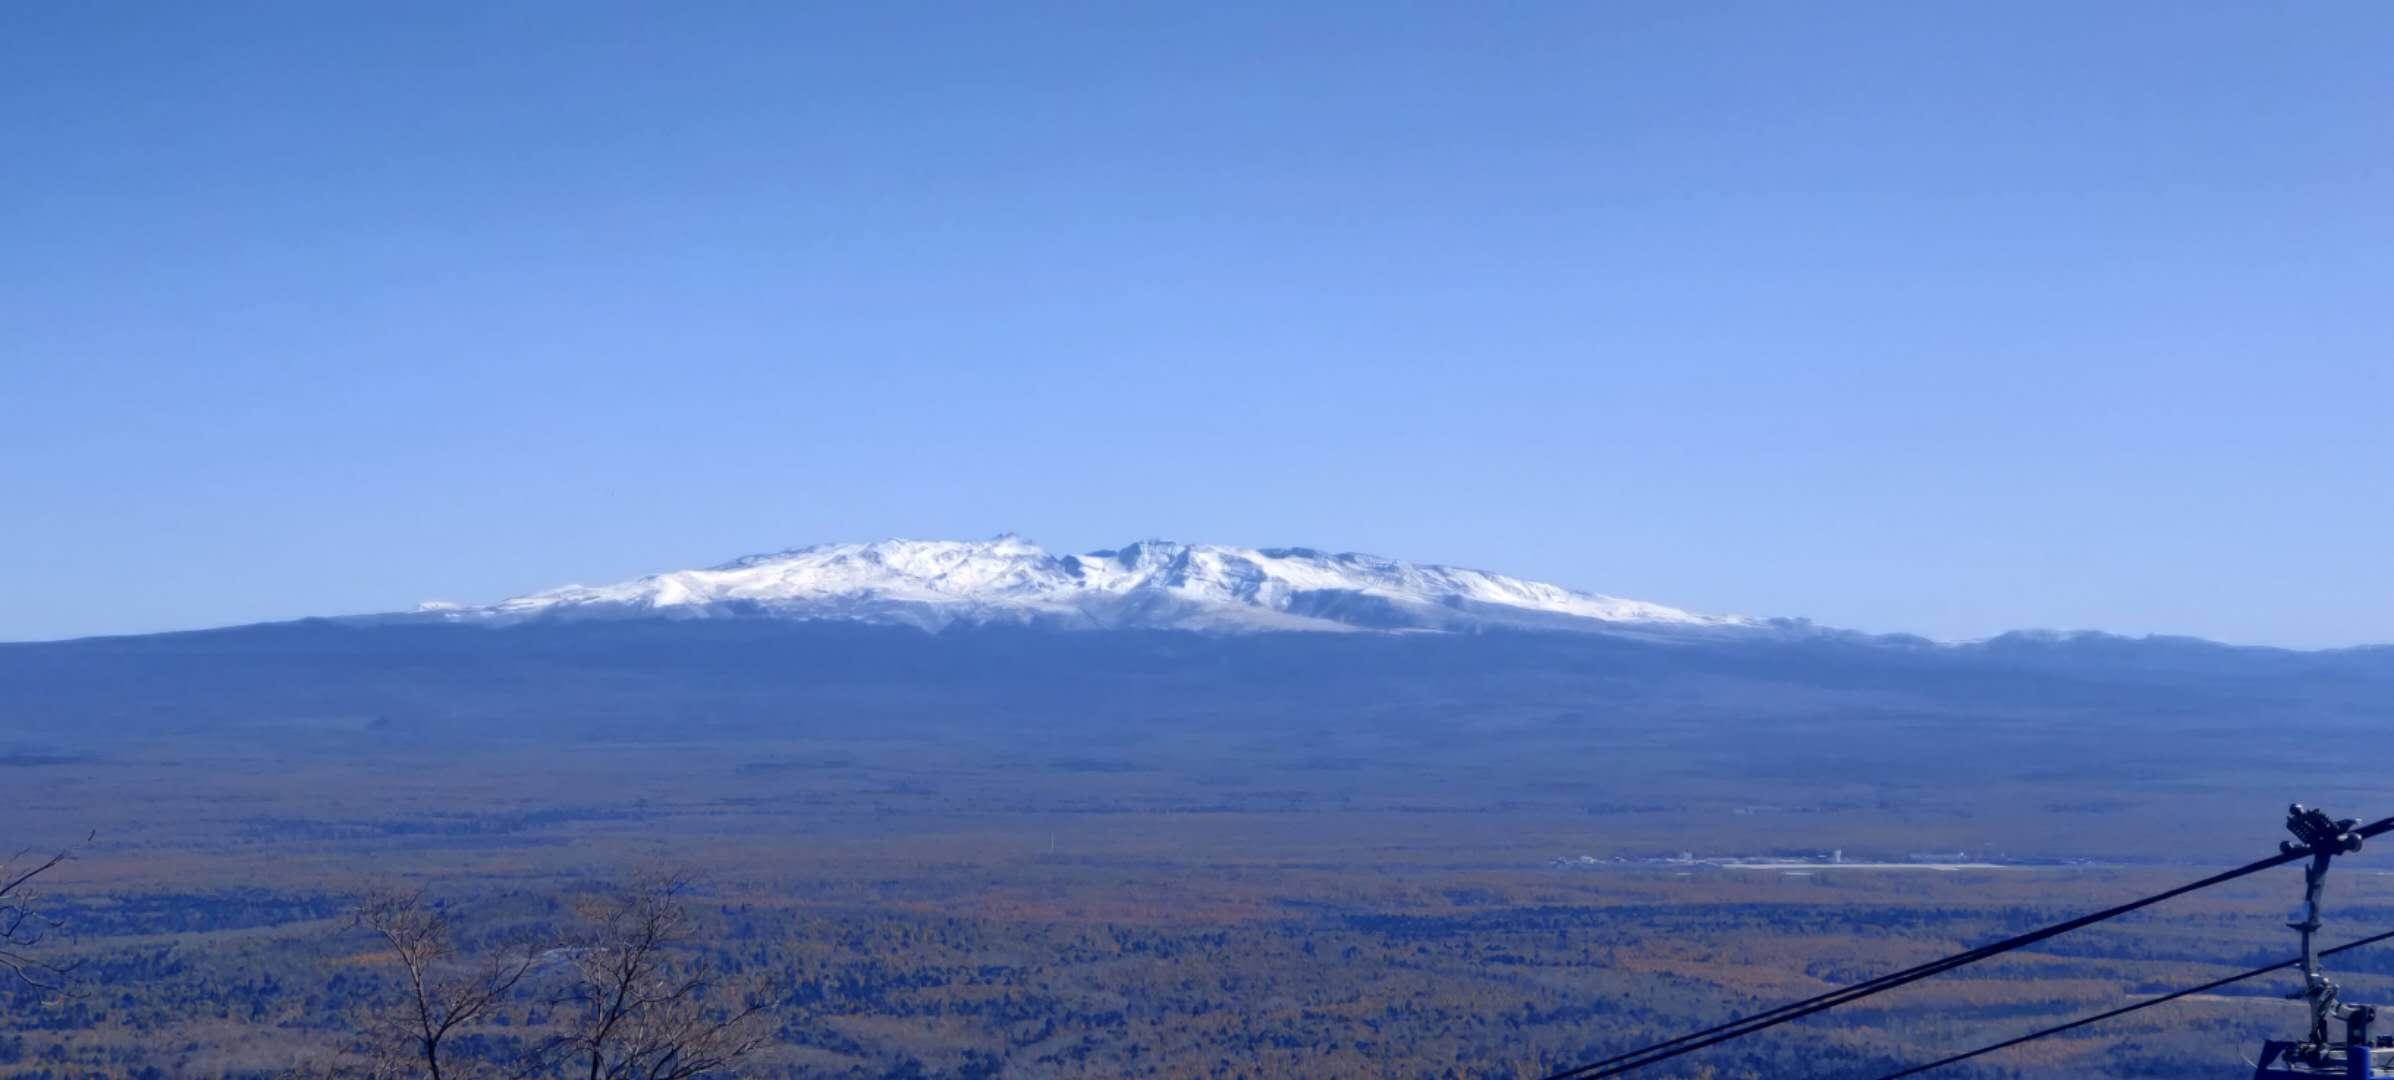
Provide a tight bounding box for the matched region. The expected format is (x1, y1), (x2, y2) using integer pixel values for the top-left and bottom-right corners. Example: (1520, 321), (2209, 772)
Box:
(432, 536), (1756, 635)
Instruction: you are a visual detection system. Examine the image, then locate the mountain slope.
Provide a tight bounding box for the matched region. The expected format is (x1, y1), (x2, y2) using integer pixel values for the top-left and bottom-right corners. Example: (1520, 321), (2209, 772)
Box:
(416, 536), (1759, 635)
(9, 535), (2394, 757)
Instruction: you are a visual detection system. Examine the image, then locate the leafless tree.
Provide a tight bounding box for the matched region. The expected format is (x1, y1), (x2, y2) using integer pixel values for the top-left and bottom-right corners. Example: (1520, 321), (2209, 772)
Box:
(559, 872), (775, 1080)
(353, 886), (551, 1080)
(0, 841), (79, 995)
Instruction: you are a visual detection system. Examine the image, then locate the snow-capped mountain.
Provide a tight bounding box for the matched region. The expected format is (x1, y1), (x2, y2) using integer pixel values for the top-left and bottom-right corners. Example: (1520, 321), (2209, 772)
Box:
(417, 536), (1757, 635)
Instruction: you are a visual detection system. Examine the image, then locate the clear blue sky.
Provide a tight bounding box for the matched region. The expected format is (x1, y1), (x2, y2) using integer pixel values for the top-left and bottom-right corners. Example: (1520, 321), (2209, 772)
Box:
(4, 3), (2389, 646)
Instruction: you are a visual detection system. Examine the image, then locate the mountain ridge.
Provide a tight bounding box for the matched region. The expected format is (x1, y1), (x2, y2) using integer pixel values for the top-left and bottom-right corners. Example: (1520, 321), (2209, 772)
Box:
(10, 536), (2394, 748)
(412, 535), (1763, 636)
(7, 535), (2382, 655)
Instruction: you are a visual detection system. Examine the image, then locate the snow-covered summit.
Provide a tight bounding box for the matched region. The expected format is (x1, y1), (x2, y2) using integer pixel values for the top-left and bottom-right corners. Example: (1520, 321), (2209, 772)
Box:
(425, 536), (1755, 635)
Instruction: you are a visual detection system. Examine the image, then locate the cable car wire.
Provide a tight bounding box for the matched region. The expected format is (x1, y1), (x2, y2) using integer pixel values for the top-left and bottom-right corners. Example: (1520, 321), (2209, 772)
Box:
(1872, 926), (2394, 1079)
(1541, 813), (2394, 1079)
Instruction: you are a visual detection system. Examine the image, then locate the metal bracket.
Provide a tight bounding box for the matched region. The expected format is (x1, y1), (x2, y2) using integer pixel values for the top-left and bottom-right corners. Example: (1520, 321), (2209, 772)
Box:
(2283, 804), (2368, 1048)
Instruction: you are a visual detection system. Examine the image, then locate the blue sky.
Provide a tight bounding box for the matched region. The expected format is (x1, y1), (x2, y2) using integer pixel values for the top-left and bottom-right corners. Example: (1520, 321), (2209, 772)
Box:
(4, 3), (2389, 646)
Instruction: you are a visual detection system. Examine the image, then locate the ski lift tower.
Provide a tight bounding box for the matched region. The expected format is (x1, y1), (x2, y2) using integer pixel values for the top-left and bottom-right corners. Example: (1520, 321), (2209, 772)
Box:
(2254, 806), (2393, 1079)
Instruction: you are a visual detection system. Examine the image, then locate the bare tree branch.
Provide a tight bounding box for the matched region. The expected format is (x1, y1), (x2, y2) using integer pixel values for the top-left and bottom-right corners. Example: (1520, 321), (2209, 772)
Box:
(0, 838), (83, 996)
(561, 872), (776, 1080)
(352, 885), (554, 1080)
(342, 872), (777, 1078)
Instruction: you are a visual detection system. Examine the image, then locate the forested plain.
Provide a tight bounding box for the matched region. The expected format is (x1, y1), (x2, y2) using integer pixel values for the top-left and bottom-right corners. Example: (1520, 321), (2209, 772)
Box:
(3, 620), (2391, 1077)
